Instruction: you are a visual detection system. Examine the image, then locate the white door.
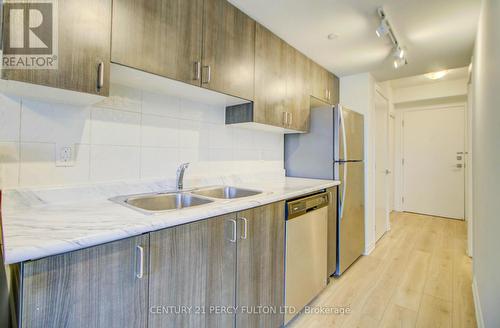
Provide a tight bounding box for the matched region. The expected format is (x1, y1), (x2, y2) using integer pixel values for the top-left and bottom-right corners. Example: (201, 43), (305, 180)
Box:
(375, 91), (389, 241)
(403, 107), (465, 219)
(388, 114), (396, 212)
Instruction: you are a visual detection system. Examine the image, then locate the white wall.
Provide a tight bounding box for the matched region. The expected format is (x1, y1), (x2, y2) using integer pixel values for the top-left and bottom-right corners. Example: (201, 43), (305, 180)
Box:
(471, 0), (500, 326)
(340, 73), (376, 254)
(0, 84), (284, 189)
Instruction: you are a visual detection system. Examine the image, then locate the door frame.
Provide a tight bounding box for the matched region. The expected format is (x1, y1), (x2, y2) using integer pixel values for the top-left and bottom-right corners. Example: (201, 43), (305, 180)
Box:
(396, 103), (467, 218)
(374, 90), (390, 240)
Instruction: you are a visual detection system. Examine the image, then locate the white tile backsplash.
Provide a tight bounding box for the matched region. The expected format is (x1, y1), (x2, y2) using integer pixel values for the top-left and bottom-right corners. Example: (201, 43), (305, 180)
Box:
(19, 143), (90, 187)
(0, 83), (284, 188)
(91, 107), (141, 146)
(140, 147), (179, 179)
(21, 100), (90, 144)
(0, 142), (20, 188)
(141, 114), (180, 148)
(0, 94), (21, 142)
(90, 145), (141, 182)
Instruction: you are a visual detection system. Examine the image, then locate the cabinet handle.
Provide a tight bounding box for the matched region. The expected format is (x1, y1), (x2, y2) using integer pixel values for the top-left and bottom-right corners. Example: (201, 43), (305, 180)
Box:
(229, 219), (237, 243)
(194, 61), (201, 81)
(97, 62), (104, 91)
(240, 217), (248, 240)
(135, 245), (144, 279)
(288, 112), (293, 127)
(282, 112), (288, 126)
(203, 65), (211, 84)
(328, 90), (331, 100)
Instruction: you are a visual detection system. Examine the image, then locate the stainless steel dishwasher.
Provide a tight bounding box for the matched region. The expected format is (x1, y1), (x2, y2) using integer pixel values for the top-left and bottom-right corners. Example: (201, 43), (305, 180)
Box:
(285, 191), (329, 324)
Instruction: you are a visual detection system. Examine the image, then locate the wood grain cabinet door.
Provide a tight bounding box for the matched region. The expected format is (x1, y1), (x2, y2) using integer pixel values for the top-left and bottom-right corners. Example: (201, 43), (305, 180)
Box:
(330, 74), (340, 105)
(202, 0), (255, 100)
(149, 214), (237, 328)
(310, 61), (327, 103)
(111, 0), (203, 86)
(285, 45), (311, 132)
(236, 202), (285, 328)
(254, 23), (287, 128)
(1, 0), (112, 96)
(20, 235), (149, 328)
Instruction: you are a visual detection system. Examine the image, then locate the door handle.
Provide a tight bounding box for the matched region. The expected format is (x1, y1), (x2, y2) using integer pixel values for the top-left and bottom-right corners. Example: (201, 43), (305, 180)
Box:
(135, 245), (144, 279)
(385, 169), (391, 175)
(97, 62), (104, 91)
(240, 217), (248, 240)
(194, 61), (201, 81)
(456, 164), (463, 169)
(229, 219), (237, 243)
(203, 65), (211, 84)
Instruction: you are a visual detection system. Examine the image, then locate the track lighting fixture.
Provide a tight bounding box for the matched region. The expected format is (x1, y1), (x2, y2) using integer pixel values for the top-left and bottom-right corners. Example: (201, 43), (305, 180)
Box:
(376, 7), (408, 69)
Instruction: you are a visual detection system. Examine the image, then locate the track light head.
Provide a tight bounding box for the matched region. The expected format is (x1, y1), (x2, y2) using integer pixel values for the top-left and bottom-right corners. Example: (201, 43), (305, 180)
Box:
(376, 19), (390, 38)
(393, 56), (407, 69)
(395, 46), (406, 59)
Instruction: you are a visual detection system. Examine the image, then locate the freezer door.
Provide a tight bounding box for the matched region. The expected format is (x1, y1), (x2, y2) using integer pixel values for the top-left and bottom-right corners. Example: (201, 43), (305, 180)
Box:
(337, 161), (365, 275)
(337, 107), (365, 161)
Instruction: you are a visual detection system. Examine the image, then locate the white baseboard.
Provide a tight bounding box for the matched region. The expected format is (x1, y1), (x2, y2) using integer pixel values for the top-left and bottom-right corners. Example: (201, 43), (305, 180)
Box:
(472, 276), (485, 328)
(363, 242), (375, 255)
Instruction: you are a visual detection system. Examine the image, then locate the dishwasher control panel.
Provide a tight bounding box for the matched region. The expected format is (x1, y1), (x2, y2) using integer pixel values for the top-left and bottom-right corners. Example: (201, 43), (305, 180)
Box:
(286, 191), (329, 220)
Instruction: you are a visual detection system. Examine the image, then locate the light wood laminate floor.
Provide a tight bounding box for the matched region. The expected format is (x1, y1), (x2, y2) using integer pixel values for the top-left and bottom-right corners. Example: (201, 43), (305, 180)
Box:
(290, 212), (476, 328)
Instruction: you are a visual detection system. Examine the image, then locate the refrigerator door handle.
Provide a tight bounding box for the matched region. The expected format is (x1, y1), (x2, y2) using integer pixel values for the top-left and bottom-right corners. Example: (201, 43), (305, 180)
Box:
(340, 162), (347, 221)
(339, 107), (348, 221)
(340, 107), (348, 163)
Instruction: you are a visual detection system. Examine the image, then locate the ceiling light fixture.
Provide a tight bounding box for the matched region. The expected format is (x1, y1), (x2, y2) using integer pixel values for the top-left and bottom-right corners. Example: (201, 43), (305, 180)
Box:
(327, 33), (339, 40)
(376, 7), (408, 69)
(425, 70), (448, 80)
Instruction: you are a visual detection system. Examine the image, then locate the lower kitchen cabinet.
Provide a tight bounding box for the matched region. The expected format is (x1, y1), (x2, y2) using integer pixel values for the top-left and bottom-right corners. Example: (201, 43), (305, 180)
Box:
(12, 201), (286, 328)
(236, 202), (285, 328)
(19, 235), (149, 328)
(148, 213), (237, 328)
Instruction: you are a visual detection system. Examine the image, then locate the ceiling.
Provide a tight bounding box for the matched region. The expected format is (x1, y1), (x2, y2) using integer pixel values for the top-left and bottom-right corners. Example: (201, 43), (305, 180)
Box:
(389, 66), (469, 88)
(228, 0), (481, 81)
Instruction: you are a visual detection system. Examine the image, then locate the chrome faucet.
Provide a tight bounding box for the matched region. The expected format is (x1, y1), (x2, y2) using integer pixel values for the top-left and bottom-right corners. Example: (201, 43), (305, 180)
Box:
(176, 163), (190, 191)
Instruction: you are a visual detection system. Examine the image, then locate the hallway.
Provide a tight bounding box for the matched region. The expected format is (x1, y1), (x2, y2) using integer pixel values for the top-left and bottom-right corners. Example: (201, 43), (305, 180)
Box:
(291, 212), (476, 328)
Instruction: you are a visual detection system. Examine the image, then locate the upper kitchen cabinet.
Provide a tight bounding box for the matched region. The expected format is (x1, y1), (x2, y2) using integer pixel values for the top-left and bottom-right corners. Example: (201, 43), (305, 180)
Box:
(331, 74), (340, 105)
(252, 23), (288, 128)
(202, 0), (255, 100)
(310, 60), (338, 105)
(111, 0), (203, 86)
(226, 24), (312, 133)
(1, 0), (112, 96)
(285, 44), (311, 132)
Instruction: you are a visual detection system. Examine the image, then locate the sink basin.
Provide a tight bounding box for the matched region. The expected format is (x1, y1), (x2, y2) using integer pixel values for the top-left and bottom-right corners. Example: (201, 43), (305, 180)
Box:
(192, 186), (262, 199)
(112, 192), (213, 213)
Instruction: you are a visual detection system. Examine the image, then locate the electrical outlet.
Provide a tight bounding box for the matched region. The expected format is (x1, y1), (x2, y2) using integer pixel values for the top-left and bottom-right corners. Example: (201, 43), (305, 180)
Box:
(56, 144), (75, 167)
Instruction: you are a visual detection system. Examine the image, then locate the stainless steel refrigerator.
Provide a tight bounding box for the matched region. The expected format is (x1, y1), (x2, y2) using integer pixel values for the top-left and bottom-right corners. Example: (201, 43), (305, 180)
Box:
(285, 100), (365, 276)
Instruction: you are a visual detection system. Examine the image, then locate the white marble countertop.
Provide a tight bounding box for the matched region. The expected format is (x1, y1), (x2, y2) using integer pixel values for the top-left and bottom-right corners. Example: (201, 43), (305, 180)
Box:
(1, 175), (340, 264)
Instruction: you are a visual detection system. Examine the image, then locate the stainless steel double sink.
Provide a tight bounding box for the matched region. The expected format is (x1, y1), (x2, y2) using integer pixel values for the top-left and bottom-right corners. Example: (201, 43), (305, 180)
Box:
(110, 186), (262, 214)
